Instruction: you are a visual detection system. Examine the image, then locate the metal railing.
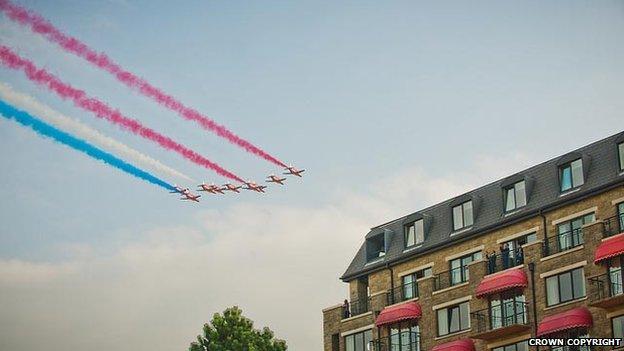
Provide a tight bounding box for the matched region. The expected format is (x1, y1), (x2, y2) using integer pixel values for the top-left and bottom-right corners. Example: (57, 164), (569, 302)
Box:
(342, 297), (370, 319)
(387, 282), (418, 305)
(485, 248), (524, 274)
(542, 228), (584, 257)
(370, 332), (420, 351)
(470, 301), (529, 334)
(603, 213), (624, 238)
(587, 270), (624, 302)
(433, 266), (466, 291)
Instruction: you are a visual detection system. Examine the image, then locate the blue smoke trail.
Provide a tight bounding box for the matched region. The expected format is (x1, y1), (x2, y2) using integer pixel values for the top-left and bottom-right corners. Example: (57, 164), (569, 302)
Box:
(0, 99), (176, 192)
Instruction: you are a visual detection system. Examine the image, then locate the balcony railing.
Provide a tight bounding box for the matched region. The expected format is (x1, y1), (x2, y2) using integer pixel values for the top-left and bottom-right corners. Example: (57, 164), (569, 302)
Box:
(342, 297), (370, 319)
(470, 301), (529, 335)
(588, 270), (624, 303)
(603, 213), (624, 238)
(542, 228), (583, 257)
(485, 248), (524, 274)
(387, 282), (418, 305)
(433, 266), (466, 291)
(370, 332), (420, 351)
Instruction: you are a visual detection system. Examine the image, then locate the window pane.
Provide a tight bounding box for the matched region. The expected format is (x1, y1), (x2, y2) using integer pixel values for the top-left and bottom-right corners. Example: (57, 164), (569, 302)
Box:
(473, 251), (482, 260)
(505, 187), (515, 211)
(526, 232), (537, 243)
(613, 316), (624, 340)
(449, 306), (460, 333)
(515, 181), (526, 207)
(516, 341), (529, 351)
(460, 302), (470, 330)
(415, 220), (424, 244)
(437, 309), (448, 336)
(364, 331), (372, 351)
(571, 159), (584, 187)
(560, 166), (572, 191)
(453, 205), (463, 230)
(405, 224), (415, 247)
(572, 268), (586, 299)
(346, 335), (354, 351)
(559, 272), (573, 302)
(463, 201), (473, 227)
(546, 276), (560, 306)
(423, 267), (432, 277)
(354, 333), (364, 351)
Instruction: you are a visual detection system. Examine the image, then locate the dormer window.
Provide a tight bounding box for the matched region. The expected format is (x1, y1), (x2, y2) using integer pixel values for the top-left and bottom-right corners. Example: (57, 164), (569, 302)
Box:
(618, 142), (624, 172)
(366, 234), (385, 262)
(559, 159), (584, 192)
(452, 201), (473, 231)
(504, 180), (527, 212)
(404, 219), (424, 248)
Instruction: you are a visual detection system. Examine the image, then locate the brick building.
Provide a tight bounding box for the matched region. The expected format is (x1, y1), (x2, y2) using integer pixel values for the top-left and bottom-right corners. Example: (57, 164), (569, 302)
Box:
(322, 131), (624, 351)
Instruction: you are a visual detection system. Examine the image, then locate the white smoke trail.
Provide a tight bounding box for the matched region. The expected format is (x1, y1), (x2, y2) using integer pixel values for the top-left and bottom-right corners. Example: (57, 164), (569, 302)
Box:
(0, 82), (194, 183)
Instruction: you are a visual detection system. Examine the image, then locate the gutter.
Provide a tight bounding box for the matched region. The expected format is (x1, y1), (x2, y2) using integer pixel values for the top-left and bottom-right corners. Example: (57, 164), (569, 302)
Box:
(341, 177), (624, 281)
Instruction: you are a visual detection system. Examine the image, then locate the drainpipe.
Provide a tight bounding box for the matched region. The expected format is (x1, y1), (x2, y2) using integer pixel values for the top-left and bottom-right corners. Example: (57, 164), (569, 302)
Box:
(387, 263), (394, 304)
(540, 209), (548, 239)
(528, 262), (538, 347)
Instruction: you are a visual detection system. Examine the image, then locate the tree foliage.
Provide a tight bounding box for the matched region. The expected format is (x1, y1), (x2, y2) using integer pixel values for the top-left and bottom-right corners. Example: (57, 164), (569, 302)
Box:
(188, 306), (287, 351)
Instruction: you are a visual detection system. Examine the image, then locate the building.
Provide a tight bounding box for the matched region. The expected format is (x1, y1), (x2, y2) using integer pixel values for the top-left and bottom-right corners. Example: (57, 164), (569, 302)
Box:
(322, 131), (624, 351)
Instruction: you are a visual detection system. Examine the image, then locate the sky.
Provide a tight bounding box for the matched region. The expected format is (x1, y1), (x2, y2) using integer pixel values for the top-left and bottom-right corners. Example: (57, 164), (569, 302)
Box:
(0, 0), (623, 350)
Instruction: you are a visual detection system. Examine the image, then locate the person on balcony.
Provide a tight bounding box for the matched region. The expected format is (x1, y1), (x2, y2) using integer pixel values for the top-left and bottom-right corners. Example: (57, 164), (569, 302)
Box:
(501, 243), (510, 269)
(487, 251), (497, 274)
(342, 299), (350, 319)
(516, 246), (524, 264)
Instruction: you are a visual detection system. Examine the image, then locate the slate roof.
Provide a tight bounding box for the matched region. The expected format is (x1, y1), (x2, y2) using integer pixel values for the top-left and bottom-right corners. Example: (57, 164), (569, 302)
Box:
(341, 131), (624, 281)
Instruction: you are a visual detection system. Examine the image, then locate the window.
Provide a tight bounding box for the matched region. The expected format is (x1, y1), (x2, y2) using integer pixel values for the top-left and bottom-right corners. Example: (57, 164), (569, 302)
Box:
(545, 267), (586, 306)
(345, 329), (372, 351)
(401, 267), (432, 301)
(609, 256), (624, 297)
(619, 142), (624, 172)
(450, 251), (482, 285)
(331, 334), (340, 351)
(489, 294), (526, 329)
(504, 181), (527, 212)
(556, 213), (595, 251)
(389, 323), (420, 351)
(613, 315), (624, 343)
(559, 159), (584, 192)
(404, 219), (425, 248)
(437, 301), (470, 336)
(493, 340), (528, 351)
(366, 234), (385, 262)
(452, 201), (473, 231)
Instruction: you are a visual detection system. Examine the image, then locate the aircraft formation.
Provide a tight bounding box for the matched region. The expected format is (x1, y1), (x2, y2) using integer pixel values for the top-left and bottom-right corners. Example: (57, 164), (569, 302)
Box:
(0, 0), (306, 204)
(175, 166), (305, 202)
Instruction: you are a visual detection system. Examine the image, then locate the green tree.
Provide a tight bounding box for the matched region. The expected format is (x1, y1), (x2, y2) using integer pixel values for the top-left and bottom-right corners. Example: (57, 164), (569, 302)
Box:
(188, 306), (287, 351)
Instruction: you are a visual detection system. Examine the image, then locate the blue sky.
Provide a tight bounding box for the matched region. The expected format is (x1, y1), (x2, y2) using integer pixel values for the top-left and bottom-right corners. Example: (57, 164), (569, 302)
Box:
(0, 1), (623, 350)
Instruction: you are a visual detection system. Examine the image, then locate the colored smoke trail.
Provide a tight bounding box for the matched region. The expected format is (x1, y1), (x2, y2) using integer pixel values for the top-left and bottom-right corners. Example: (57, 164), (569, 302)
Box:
(0, 82), (194, 183)
(0, 99), (175, 192)
(0, 0), (288, 168)
(0, 46), (244, 183)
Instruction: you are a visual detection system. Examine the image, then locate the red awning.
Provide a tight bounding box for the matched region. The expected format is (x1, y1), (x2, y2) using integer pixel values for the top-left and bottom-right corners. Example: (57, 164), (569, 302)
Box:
(595, 233), (624, 264)
(475, 268), (528, 298)
(375, 301), (422, 327)
(537, 307), (593, 337)
(431, 339), (475, 351)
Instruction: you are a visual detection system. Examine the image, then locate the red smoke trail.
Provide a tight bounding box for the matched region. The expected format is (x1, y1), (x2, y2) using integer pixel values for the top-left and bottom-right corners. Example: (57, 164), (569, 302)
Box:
(0, 46), (244, 183)
(0, 0), (288, 168)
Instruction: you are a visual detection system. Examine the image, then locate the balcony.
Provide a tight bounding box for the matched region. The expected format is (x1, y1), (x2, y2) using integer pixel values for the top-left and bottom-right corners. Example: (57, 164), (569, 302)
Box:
(387, 282), (418, 305)
(542, 228), (583, 257)
(485, 248), (524, 274)
(342, 296), (370, 319)
(602, 213), (624, 238)
(587, 270), (624, 309)
(433, 267), (466, 292)
(370, 332), (420, 351)
(470, 301), (530, 340)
